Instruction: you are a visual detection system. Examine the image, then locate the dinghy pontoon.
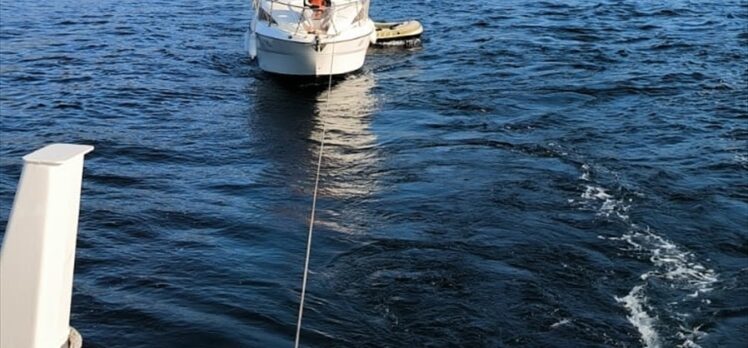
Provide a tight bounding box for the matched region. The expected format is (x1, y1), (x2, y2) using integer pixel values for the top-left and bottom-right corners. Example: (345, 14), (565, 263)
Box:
(373, 20), (424, 47)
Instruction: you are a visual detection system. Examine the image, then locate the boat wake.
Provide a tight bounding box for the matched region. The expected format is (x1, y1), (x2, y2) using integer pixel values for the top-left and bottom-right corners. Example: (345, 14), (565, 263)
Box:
(577, 164), (718, 348)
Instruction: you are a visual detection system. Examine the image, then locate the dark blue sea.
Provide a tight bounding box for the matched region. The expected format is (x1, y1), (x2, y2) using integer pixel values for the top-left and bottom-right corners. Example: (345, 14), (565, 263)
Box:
(1, 0), (747, 347)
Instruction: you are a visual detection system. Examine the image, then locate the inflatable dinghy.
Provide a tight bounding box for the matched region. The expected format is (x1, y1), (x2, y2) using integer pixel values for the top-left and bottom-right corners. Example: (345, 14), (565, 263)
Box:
(374, 20), (423, 47)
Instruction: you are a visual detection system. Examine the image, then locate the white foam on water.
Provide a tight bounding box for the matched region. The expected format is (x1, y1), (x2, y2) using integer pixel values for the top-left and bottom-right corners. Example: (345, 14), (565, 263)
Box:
(615, 285), (661, 348)
(616, 228), (717, 292)
(612, 227), (717, 348)
(580, 185), (631, 221)
(580, 164), (591, 181)
(550, 318), (572, 329)
(676, 324), (707, 348)
(577, 165), (718, 347)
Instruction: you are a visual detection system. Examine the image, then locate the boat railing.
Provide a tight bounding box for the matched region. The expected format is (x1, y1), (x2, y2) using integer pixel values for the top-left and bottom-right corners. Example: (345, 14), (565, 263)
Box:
(255, 0), (370, 36)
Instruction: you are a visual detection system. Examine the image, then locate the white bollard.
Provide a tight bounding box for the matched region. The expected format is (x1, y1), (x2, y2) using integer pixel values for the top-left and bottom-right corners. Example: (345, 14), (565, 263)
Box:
(1, 144), (93, 348)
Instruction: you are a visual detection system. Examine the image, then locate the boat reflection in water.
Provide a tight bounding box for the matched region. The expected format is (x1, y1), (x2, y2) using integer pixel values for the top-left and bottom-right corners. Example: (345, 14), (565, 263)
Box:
(249, 72), (381, 234)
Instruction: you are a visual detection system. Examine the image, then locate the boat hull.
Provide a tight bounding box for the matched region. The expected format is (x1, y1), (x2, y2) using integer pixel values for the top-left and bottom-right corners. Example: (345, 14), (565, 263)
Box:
(256, 33), (372, 76)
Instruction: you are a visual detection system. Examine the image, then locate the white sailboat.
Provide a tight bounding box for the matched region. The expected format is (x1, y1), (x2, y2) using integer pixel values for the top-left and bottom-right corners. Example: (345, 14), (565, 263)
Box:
(249, 0), (377, 76)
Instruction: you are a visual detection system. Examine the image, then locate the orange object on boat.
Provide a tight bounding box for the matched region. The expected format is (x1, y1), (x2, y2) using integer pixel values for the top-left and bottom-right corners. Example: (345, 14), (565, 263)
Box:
(308, 0), (326, 8)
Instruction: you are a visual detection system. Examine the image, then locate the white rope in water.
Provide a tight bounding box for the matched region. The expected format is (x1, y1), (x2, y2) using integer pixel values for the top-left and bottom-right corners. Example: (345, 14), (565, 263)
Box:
(294, 30), (336, 348)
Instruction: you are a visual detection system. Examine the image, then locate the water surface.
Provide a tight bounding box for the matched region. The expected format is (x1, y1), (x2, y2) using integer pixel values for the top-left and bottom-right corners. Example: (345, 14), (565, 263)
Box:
(1, 0), (747, 347)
